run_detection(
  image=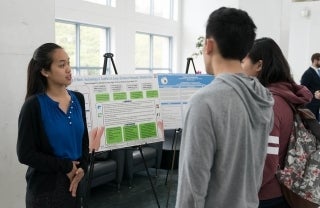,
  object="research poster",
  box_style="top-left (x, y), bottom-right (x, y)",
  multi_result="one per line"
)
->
top-left (69, 74), bottom-right (164, 151)
top-left (157, 74), bottom-right (214, 130)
